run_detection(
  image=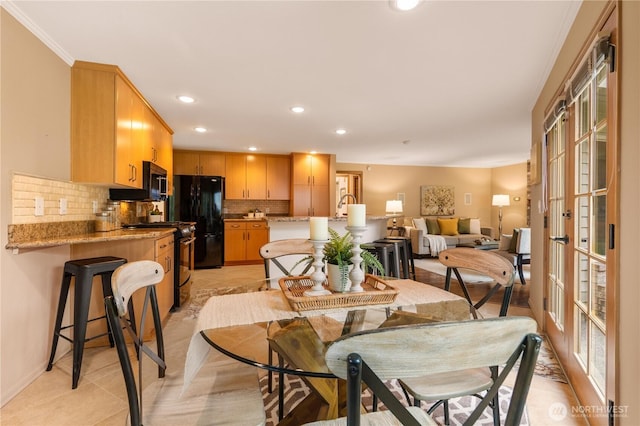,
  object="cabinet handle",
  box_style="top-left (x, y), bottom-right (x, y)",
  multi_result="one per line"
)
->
top-left (308, 176), bottom-right (311, 185)
top-left (243, 232), bottom-right (246, 241)
top-left (312, 176), bottom-right (315, 185)
top-left (132, 165), bottom-right (137, 182)
top-left (200, 165), bottom-right (203, 175)
top-left (159, 243), bottom-right (168, 249)
top-left (267, 189), bottom-right (270, 199)
top-left (247, 232), bottom-right (250, 240)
